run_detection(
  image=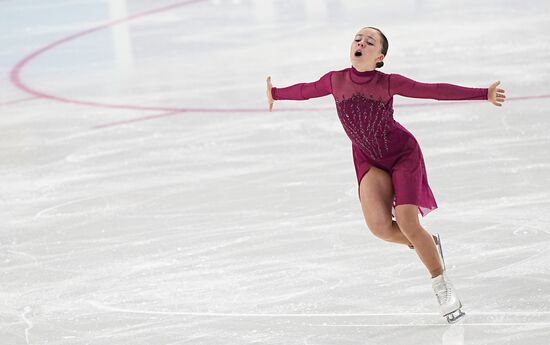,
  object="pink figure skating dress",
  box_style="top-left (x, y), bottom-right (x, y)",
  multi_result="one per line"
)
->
top-left (271, 66), bottom-right (488, 217)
